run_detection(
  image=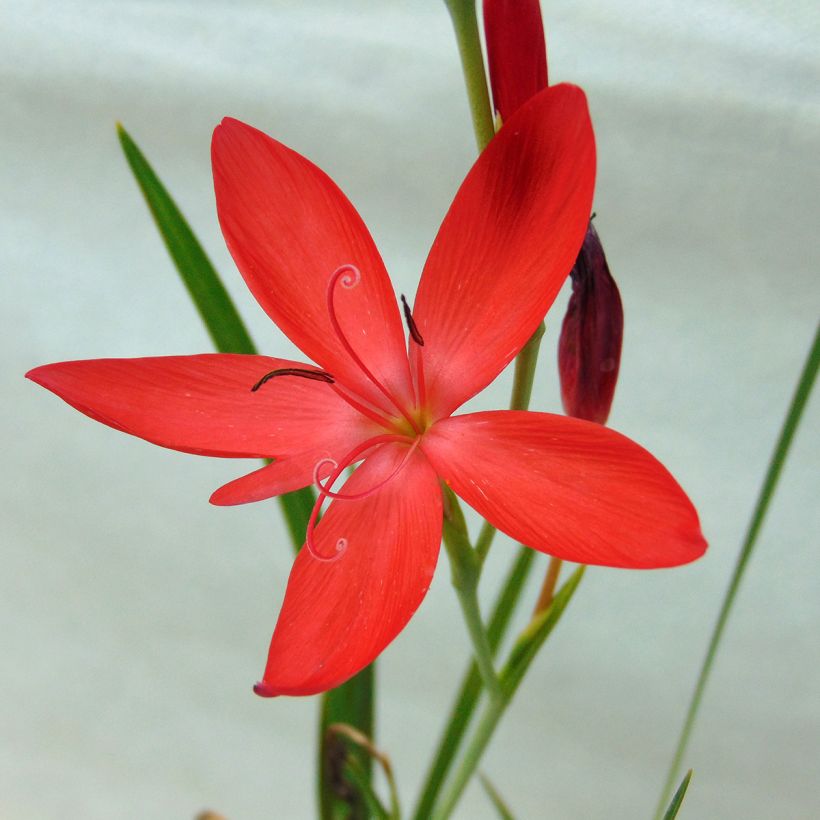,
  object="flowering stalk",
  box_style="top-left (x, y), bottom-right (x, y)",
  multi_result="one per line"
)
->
top-left (430, 566), bottom-right (586, 819)
top-left (444, 0), bottom-right (495, 151)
